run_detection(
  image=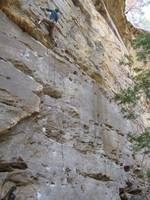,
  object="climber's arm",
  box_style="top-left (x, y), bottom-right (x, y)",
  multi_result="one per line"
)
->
top-left (40, 7), bottom-right (52, 12)
top-left (45, 8), bottom-right (53, 12)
